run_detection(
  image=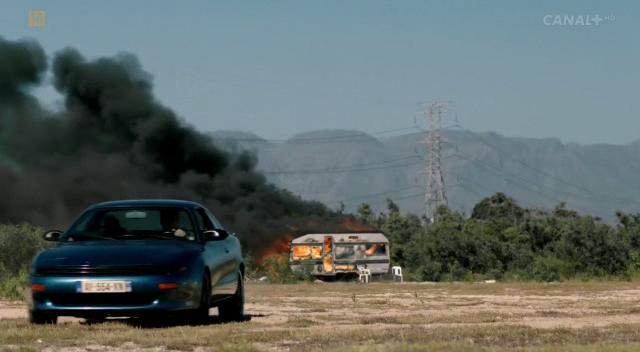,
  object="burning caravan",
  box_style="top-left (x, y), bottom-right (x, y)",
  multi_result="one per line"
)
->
top-left (289, 233), bottom-right (390, 277)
